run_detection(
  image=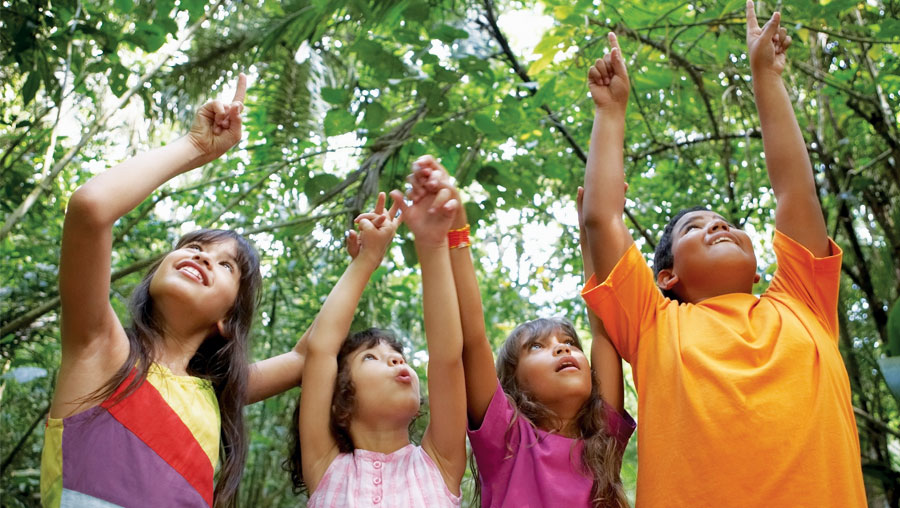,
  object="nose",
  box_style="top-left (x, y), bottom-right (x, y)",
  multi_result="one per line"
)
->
top-left (707, 218), bottom-right (729, 233)
top-left (192, 250), bottom-right (212, 268)
top-left (390, 355), bottom-right (405, 366)
top-left (553, 343), bottom-right (572, 356)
